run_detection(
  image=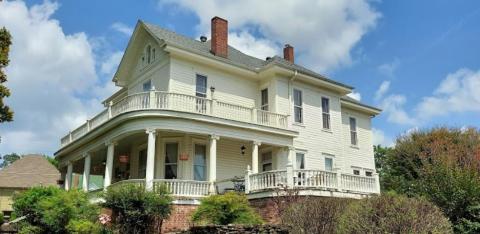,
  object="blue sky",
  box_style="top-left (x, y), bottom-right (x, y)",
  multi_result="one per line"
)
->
top-left (0, 0), bottom-right (479, 156)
